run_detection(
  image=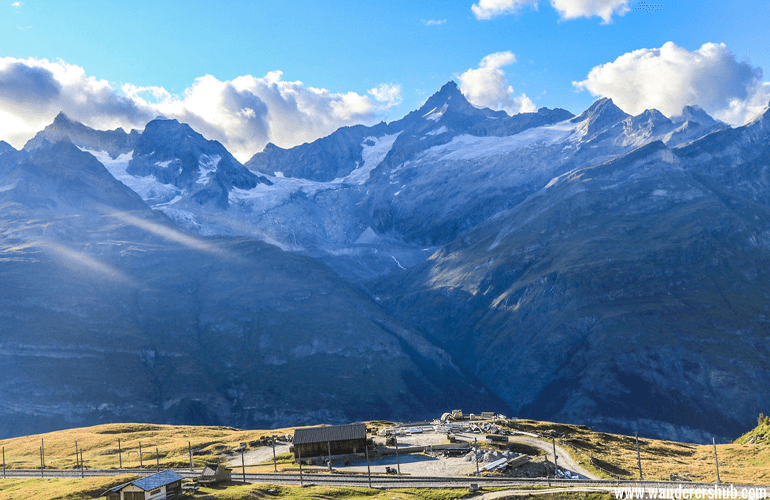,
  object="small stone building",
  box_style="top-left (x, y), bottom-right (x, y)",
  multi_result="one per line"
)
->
top-left (102, 470), bottom-right (183, 500)
top-left (293, 423), bottom-right (367, 460)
